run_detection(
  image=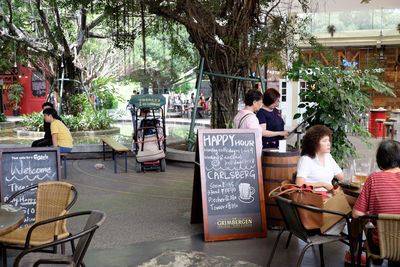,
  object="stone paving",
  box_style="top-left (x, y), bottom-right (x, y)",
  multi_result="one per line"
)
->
top-left (3, 115), bottom-right (399, 266)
